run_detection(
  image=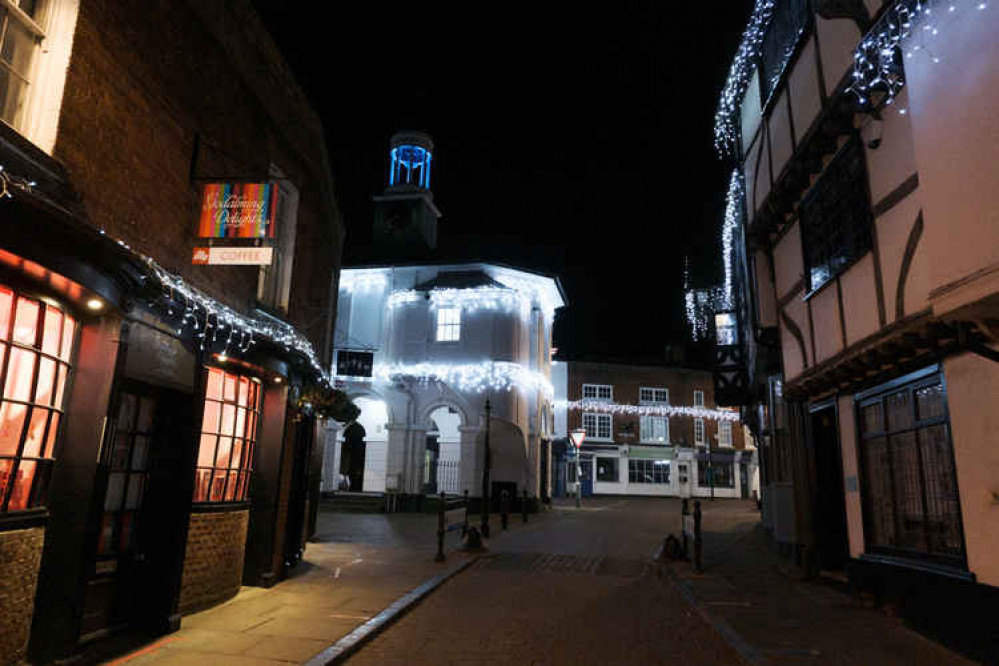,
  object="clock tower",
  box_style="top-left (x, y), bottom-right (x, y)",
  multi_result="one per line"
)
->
top-left (373, 131), bottom-right (441, 257)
